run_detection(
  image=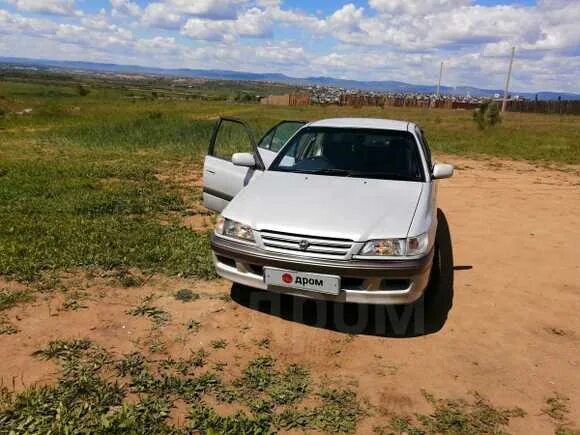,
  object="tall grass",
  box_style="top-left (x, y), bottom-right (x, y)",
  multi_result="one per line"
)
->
top-left (0, 111), bottom-right (220, 281)
top-left (55, 113), bottom-right (215, 155)
top-left (0, 155), bottom-right (215, 280)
